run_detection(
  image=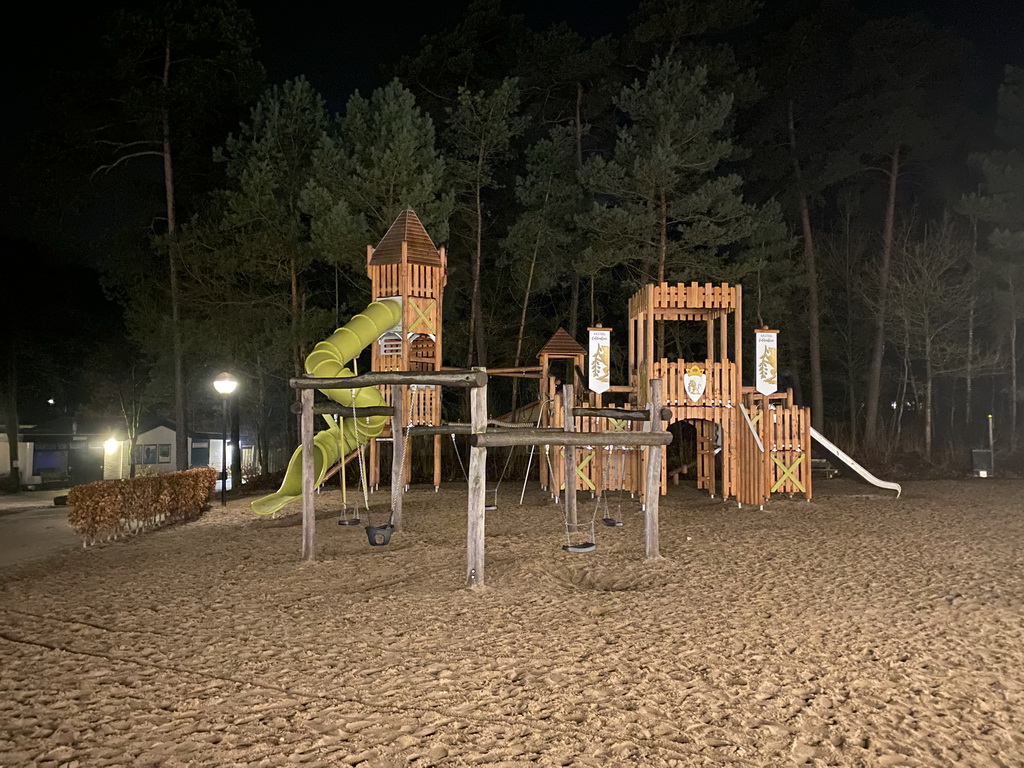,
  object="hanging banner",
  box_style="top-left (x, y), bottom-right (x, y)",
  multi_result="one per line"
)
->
top-left (588, 327), bottom-right (611, 394)
top-left (755, 329), bottom-right (779, 396)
